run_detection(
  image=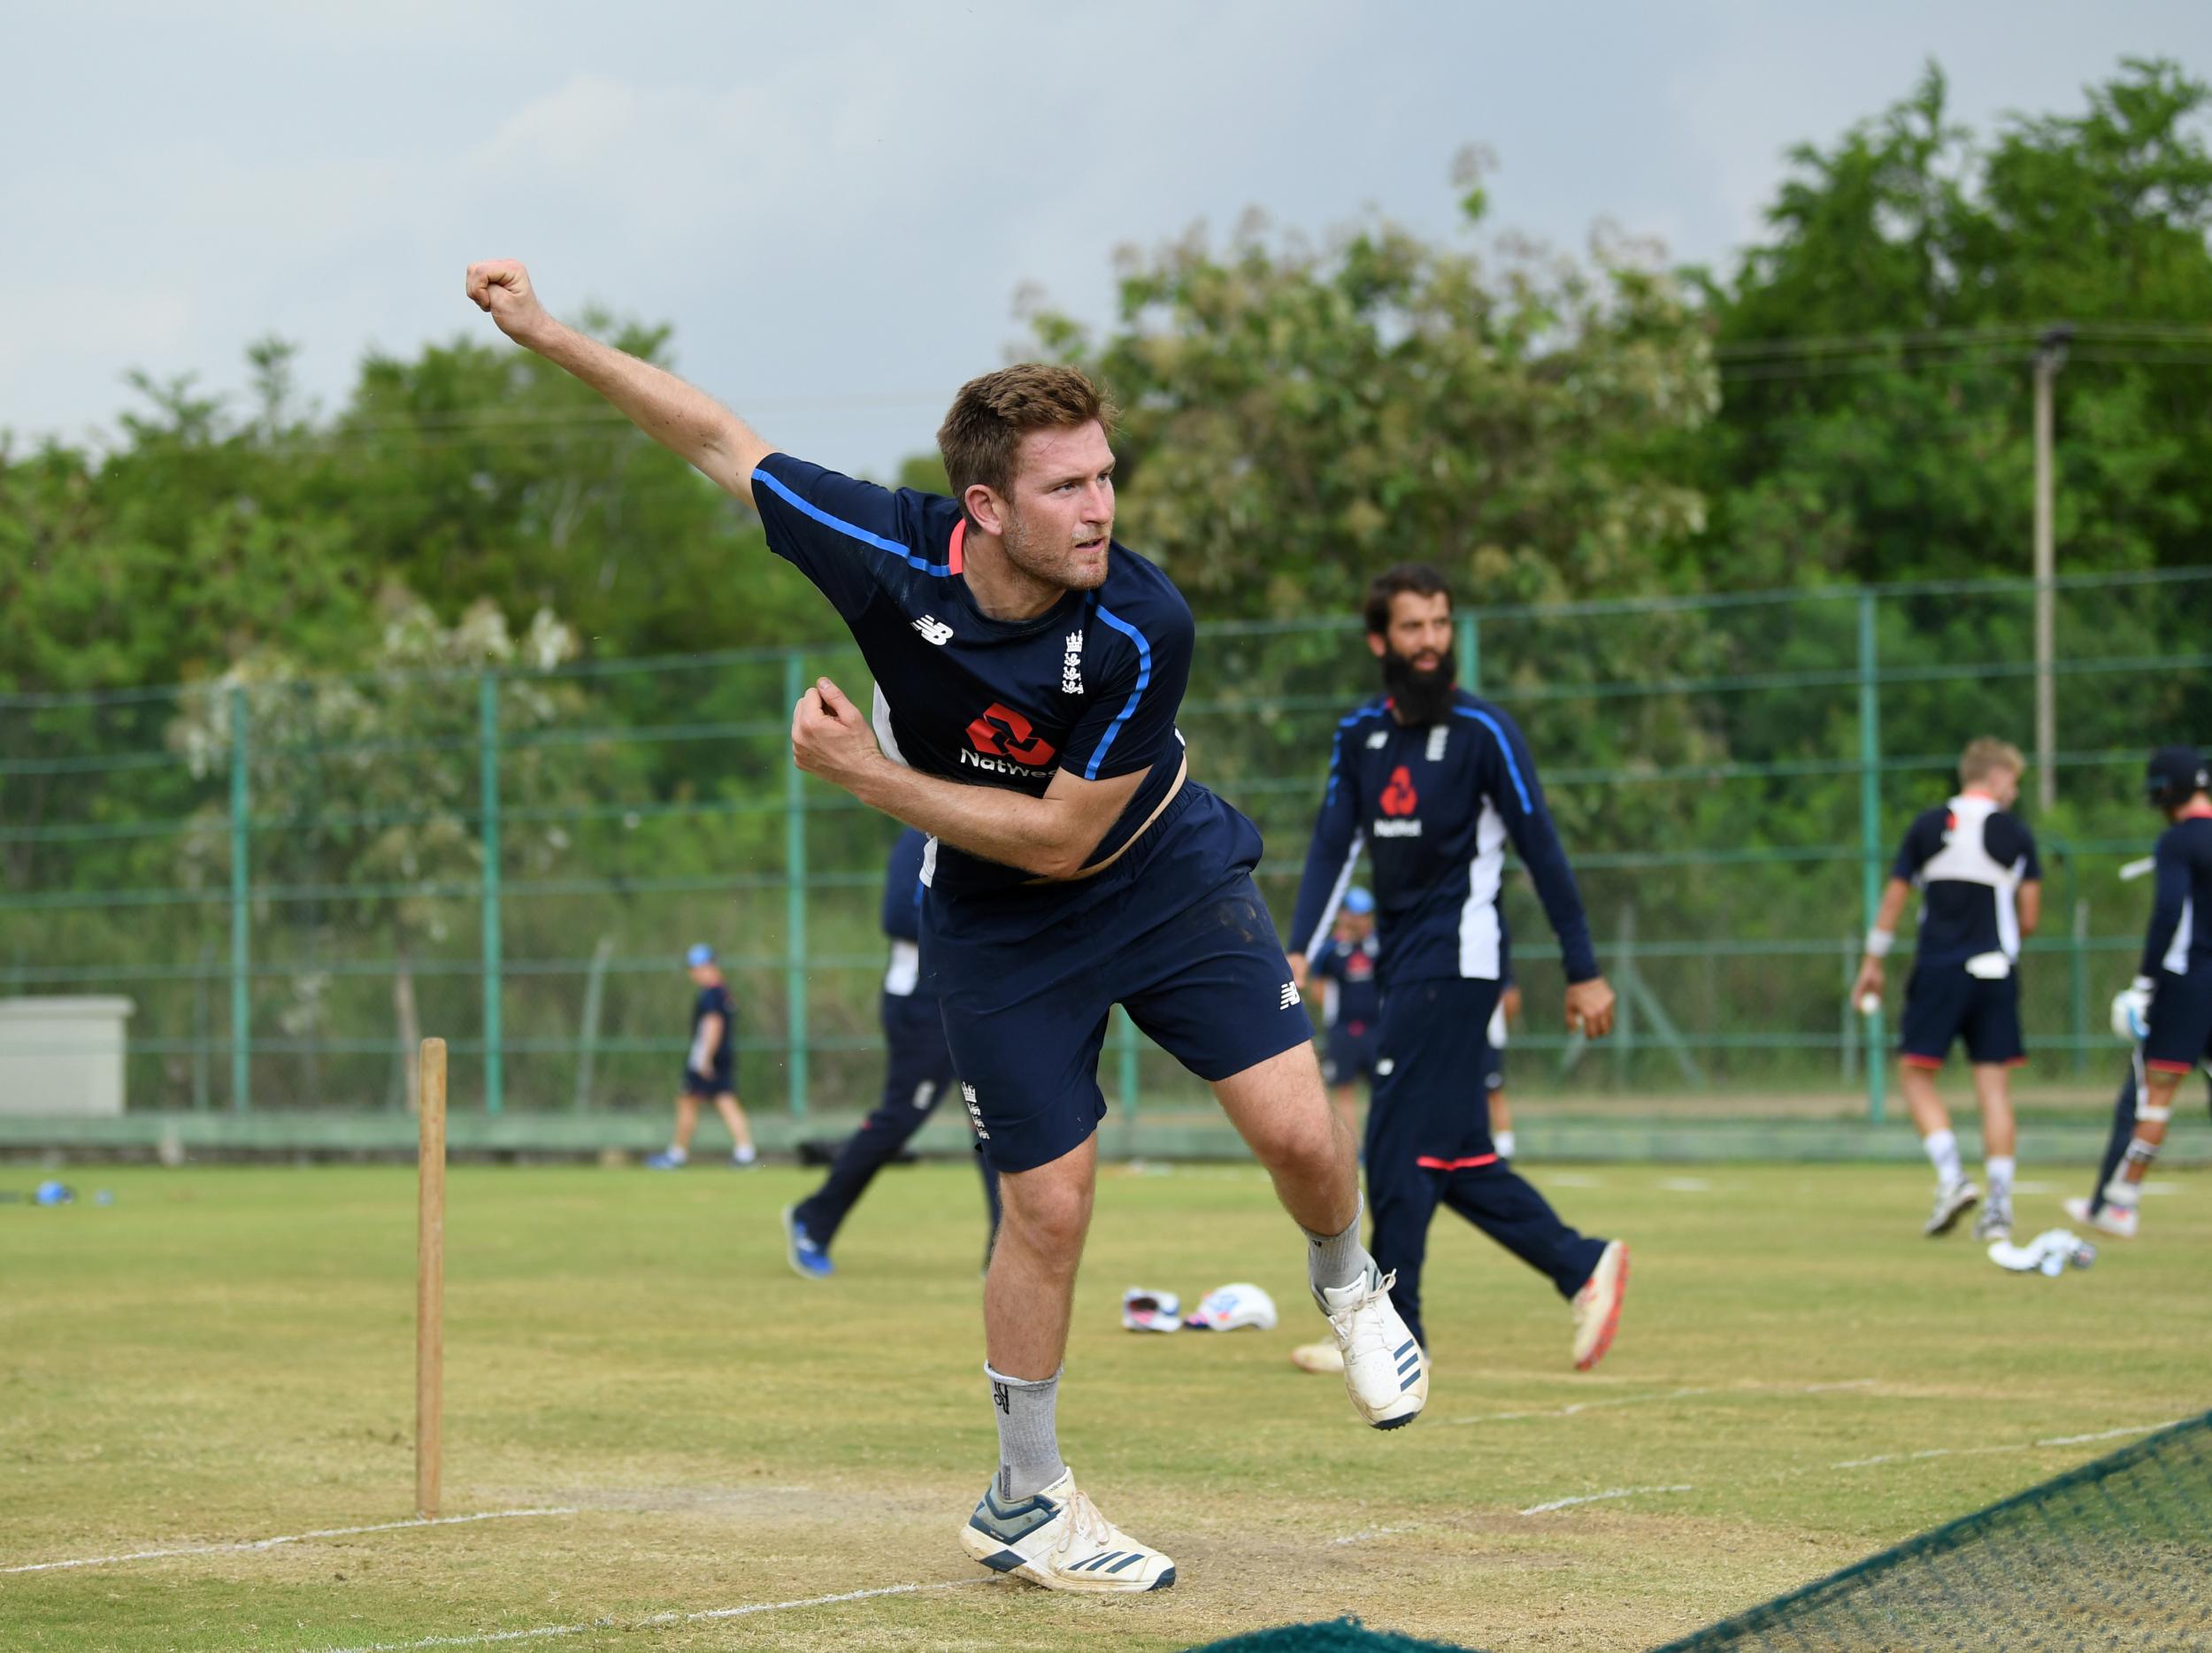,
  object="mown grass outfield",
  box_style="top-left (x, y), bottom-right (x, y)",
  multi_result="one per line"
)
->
top-left (4, 1157), bottom-right (2206, 1652)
